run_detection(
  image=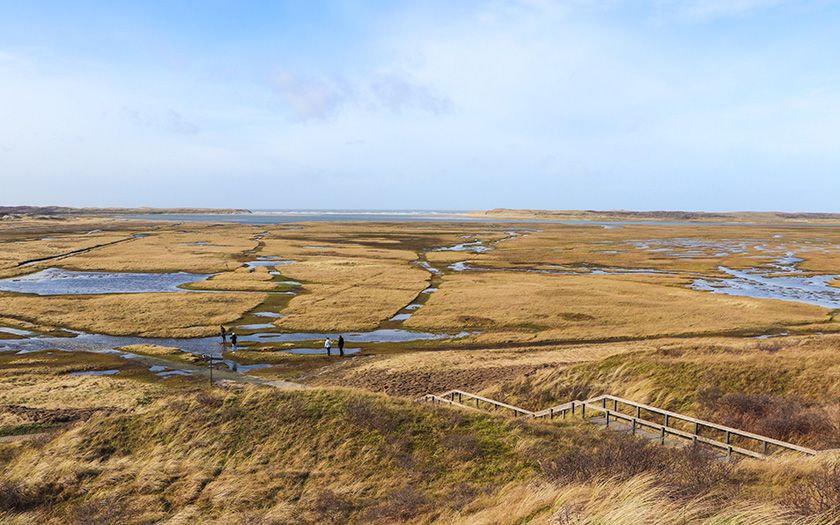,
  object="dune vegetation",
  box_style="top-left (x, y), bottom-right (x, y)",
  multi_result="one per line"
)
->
top-left (0, 385), bottom-right (838, 524)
